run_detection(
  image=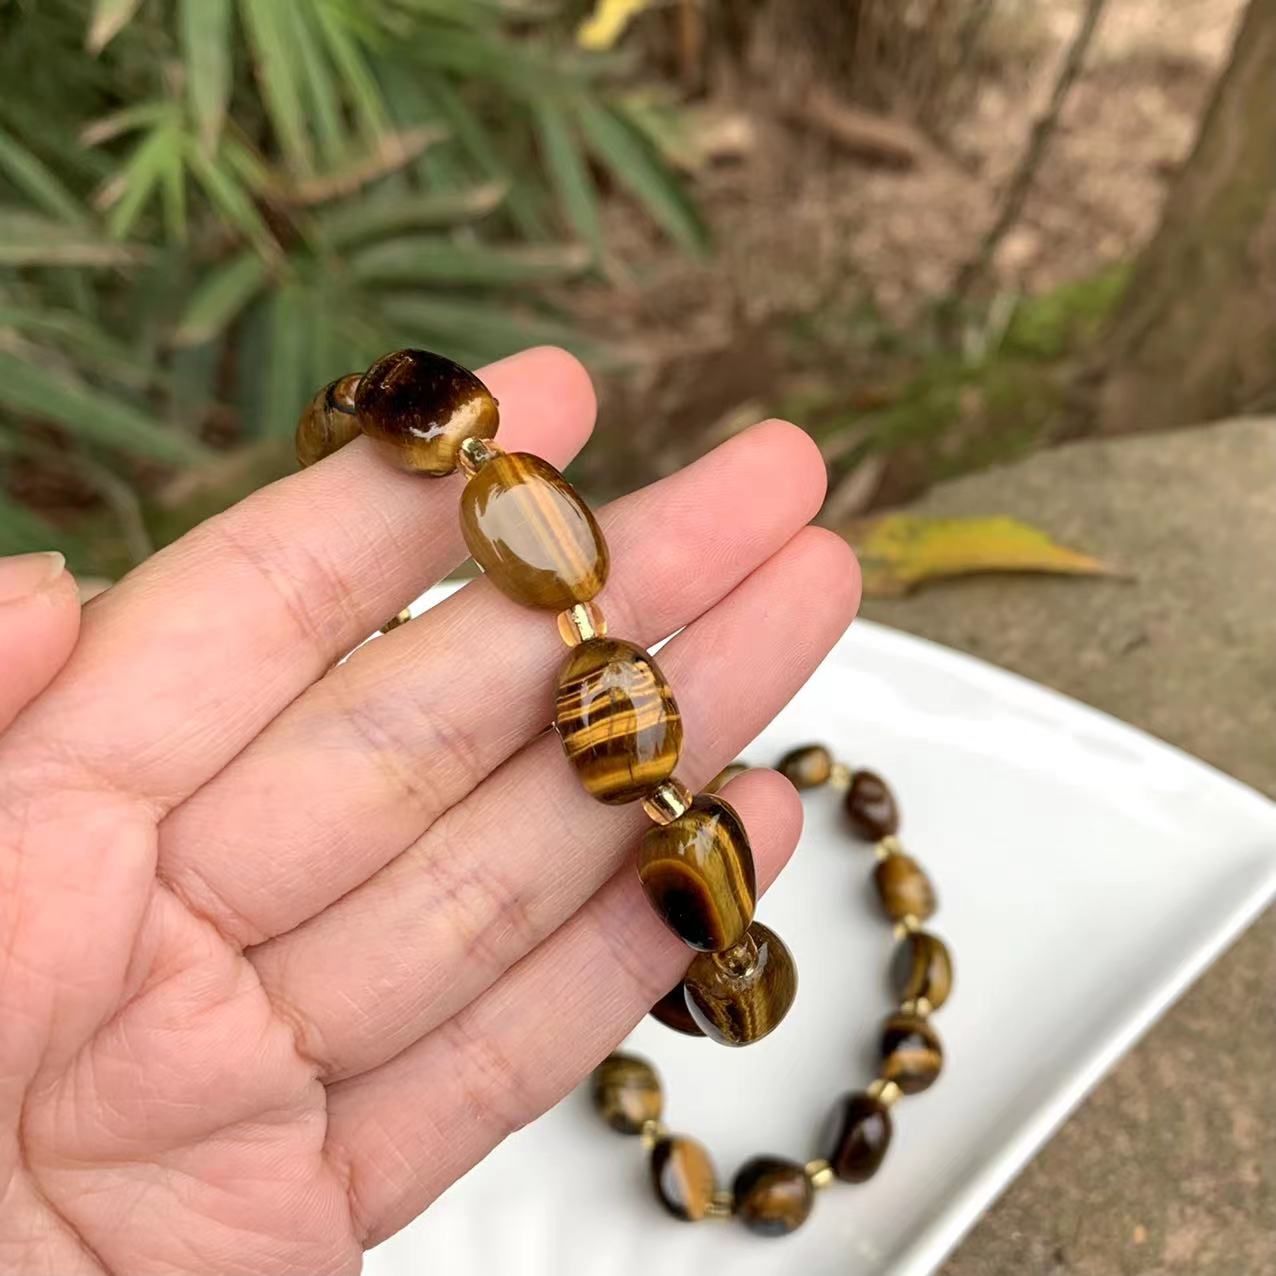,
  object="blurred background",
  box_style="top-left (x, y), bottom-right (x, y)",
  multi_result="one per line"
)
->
top-left (0, 0), bottom-right (1270, 580)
